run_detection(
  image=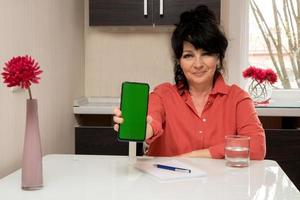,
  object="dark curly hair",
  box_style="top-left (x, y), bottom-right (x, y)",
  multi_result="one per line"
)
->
top-left (171, 5), bottom-right (228, 92)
